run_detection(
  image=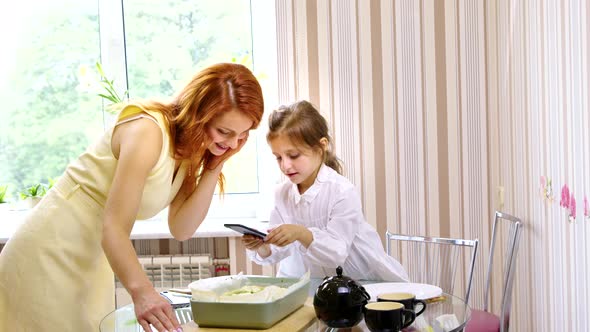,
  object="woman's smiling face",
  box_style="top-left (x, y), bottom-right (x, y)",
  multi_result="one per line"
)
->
top-left (206, 109), bottom-right (253, 156)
